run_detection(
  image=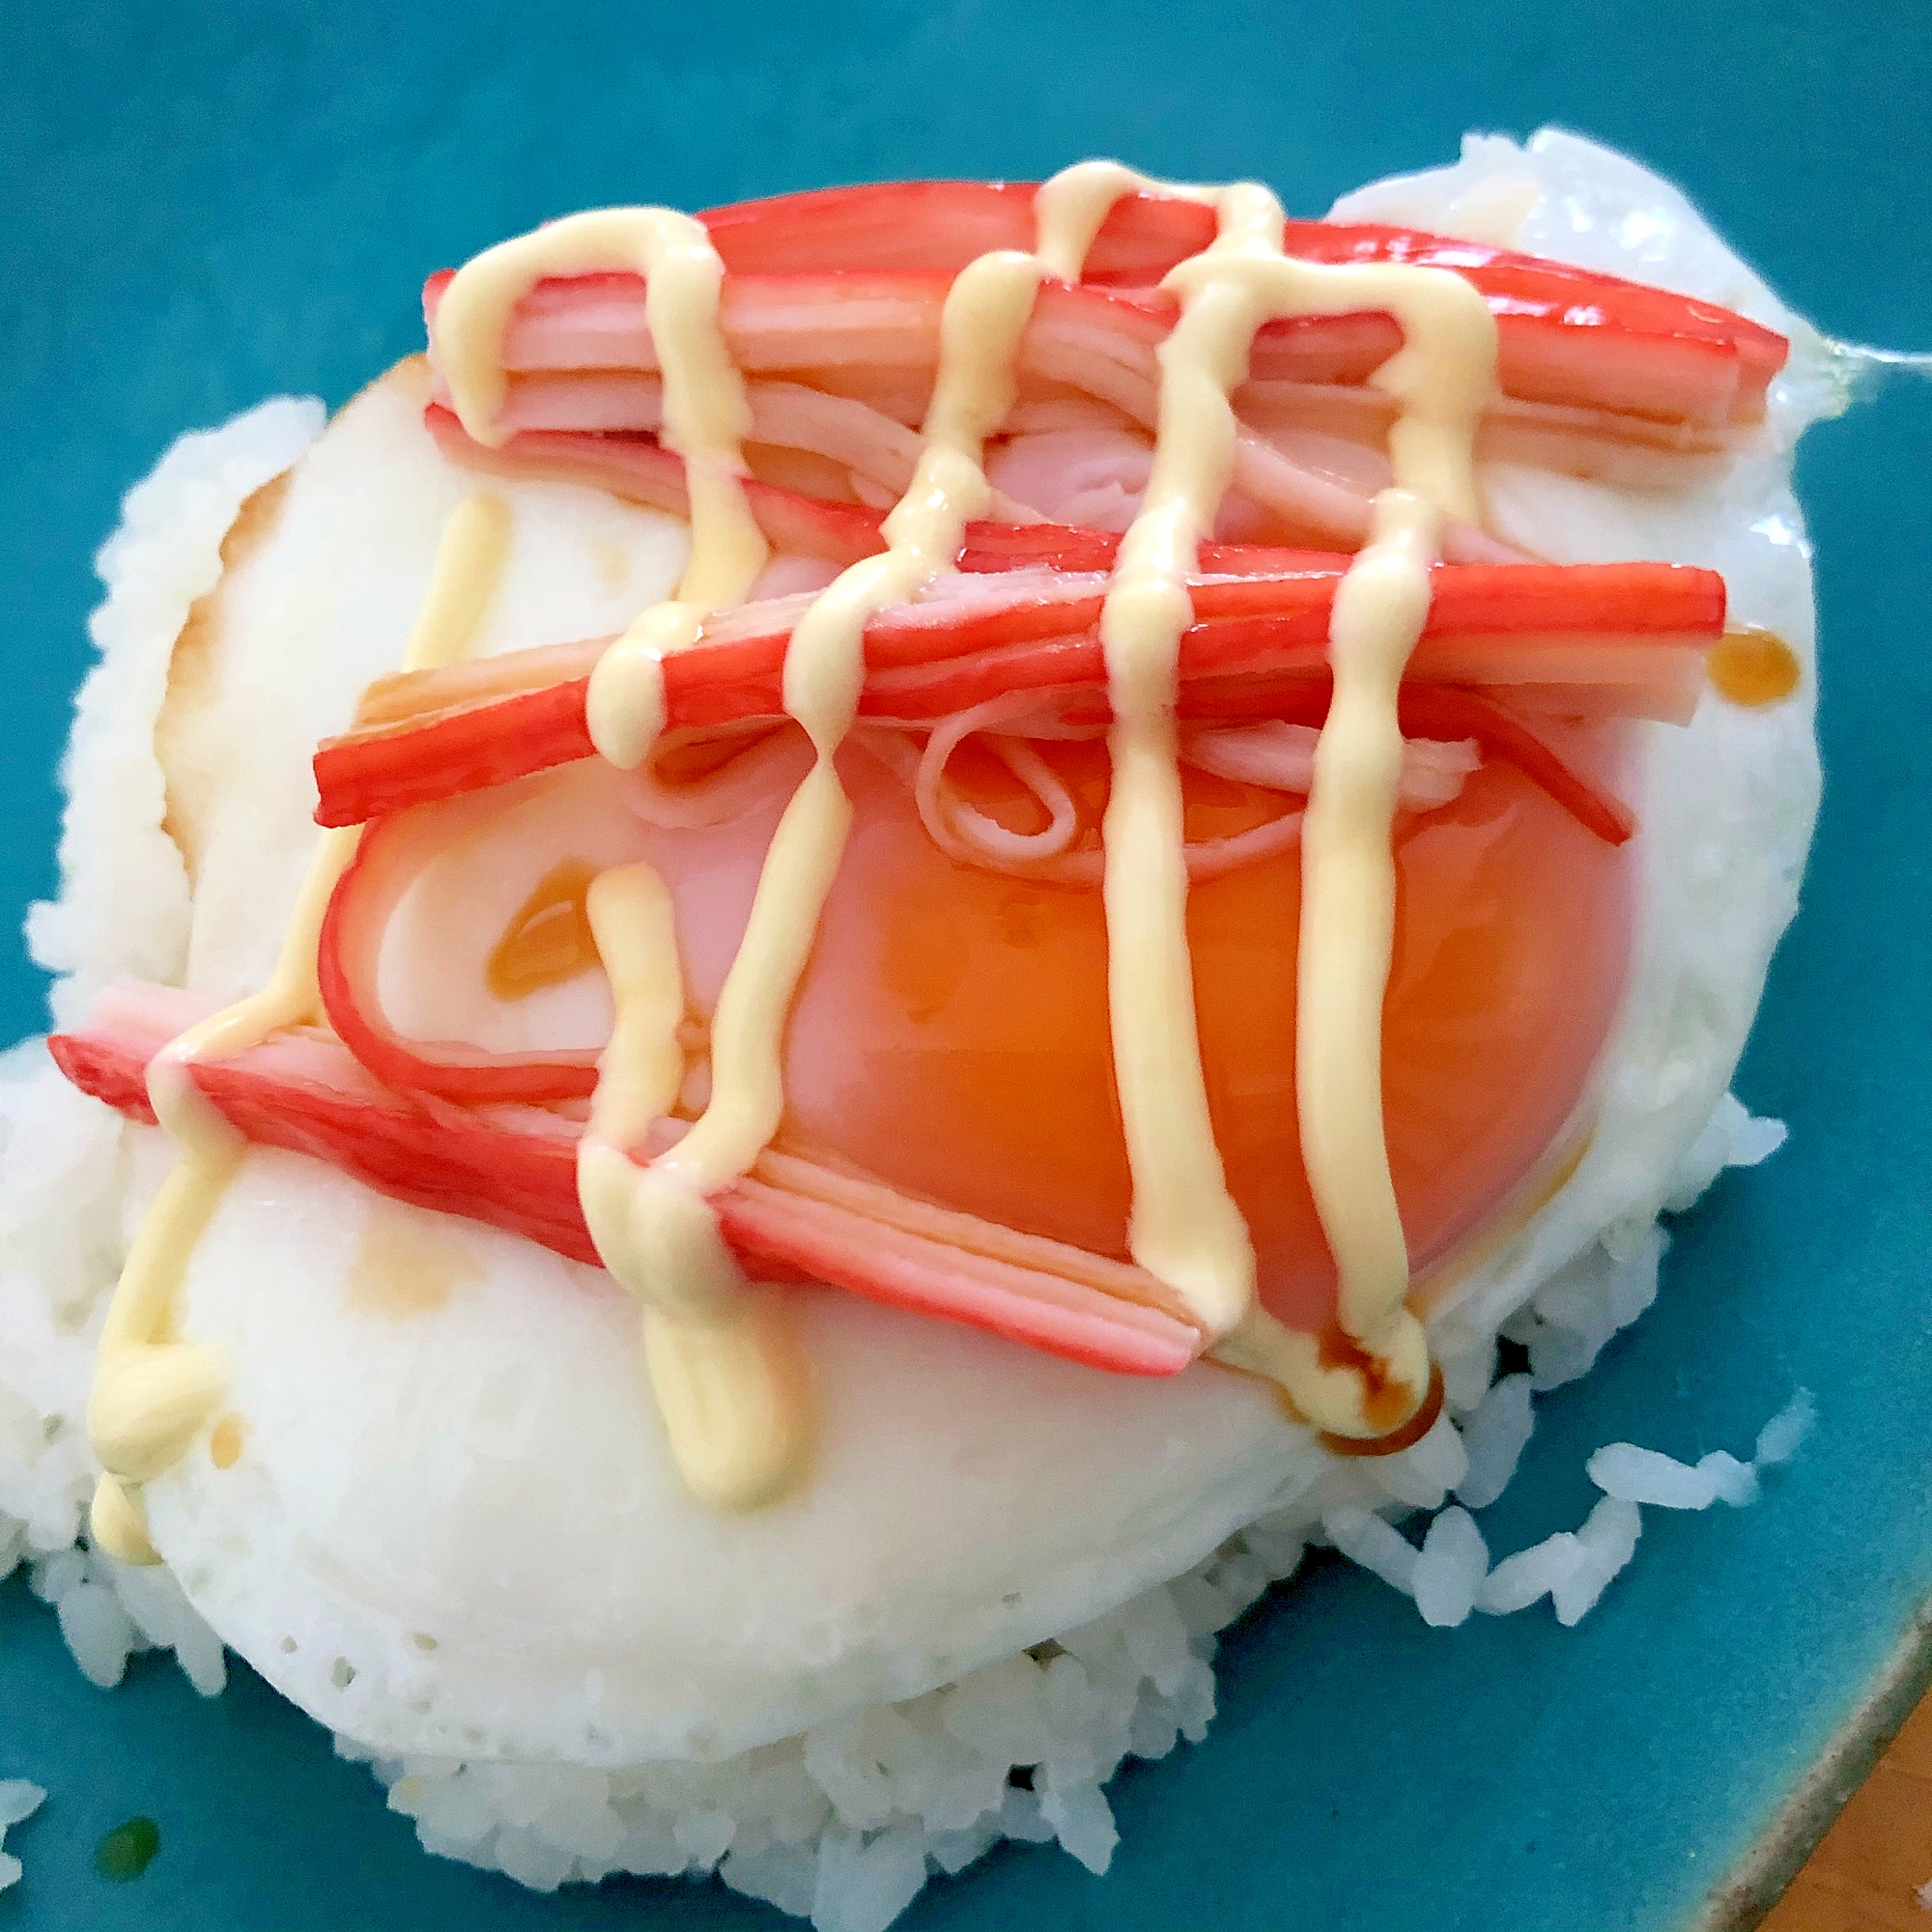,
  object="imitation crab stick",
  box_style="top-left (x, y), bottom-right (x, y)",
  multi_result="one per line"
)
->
top-left (312, 550), bottom-right (1719, 828)
top-left (422, 309), bottom-right (1720, 554)
top-left (50, 982), bottom-right (1201, 1378)
top-left (416, 401), bottom-right (1427, 571)
top-left (428, 182), bottom-right (1787, 430)
top-left (310, 709), bottom-right (1639, 1111)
